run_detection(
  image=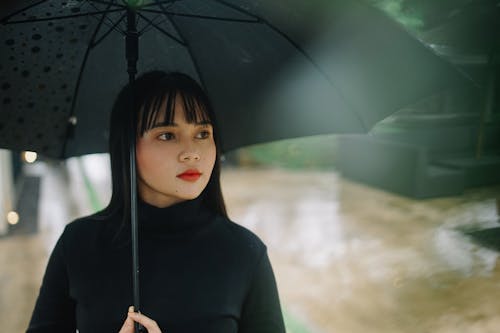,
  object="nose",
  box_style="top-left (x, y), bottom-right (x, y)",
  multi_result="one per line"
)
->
top-left (178, 149), bottom-right (200, 162)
